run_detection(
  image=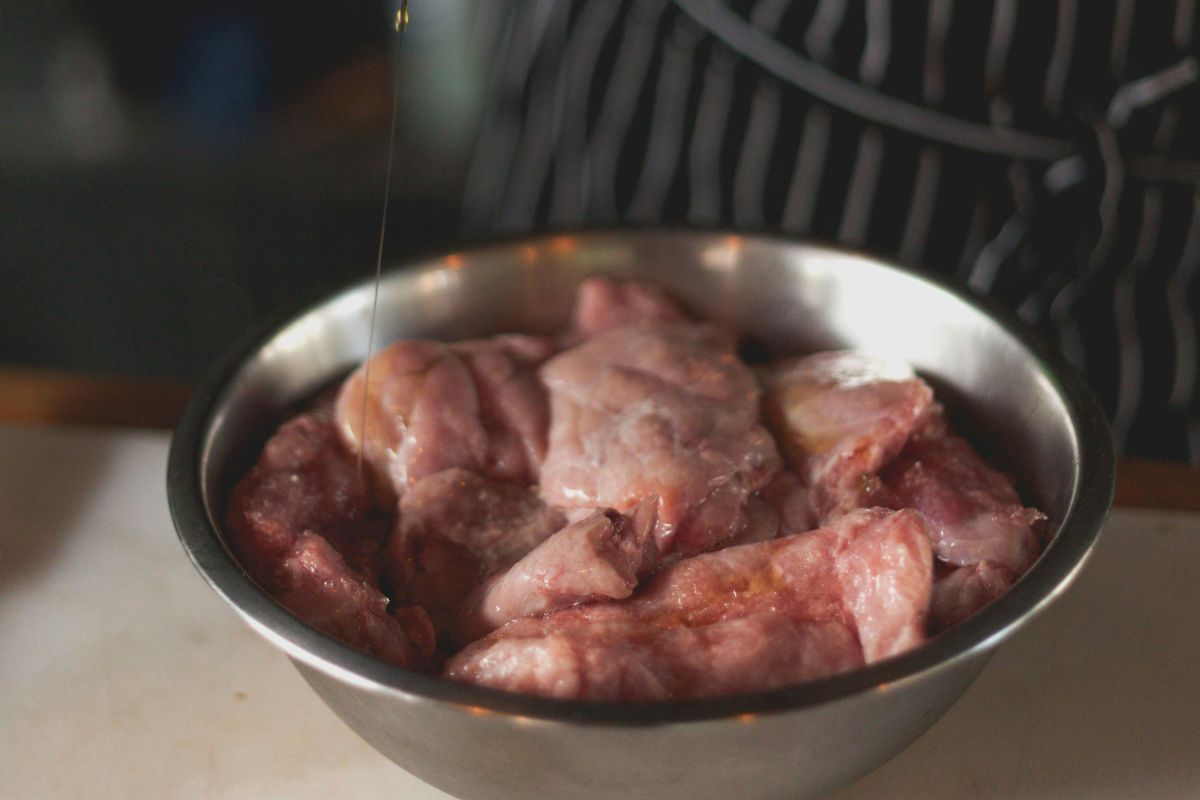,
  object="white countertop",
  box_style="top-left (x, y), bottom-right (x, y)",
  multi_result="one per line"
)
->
top-left (1, 424), bottom-right (1197, 799)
